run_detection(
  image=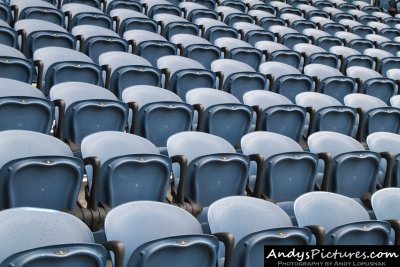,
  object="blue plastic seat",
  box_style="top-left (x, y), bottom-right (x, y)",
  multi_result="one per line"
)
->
top-left (367, 132), bottom-right (400, 188)
top-left (379, 41), bottom-right (400, 57)
top-left (14, 19), bottom-right (76, 58)
top-left (122, 85), bottom-right (193, 153)
top-left (0, 2), bottom-right (12, 25)
top-left (153, 13), bottom-right (199, 40)
top-left (232, 21), bottom-right (275, 46)
top-left (11, 0), bottom-right (64, 26)
top-left (255, 40), bottom-right (302, 69)
top-left (303, 63), bottom-right (356, 103)
top-left (208, 196), bottom-right (312, 267)
top-left (294, 191), bottom-right (392, 245)
top-left (296, 92), bottom-right (357, 137)
top-left (167, 131), bottom-right (250, 229)
top-left (344, 93), bottom-right (400, 142)
top-left (294, 43), bottom-right (339, 69)
top-left (143, 0), bottom-right (181, 18)
top-left (0, 19), bottom-right (17, 47)
top-left (195, 17), bottom-right (239, 43)
top-left (49, 82), bottom-right (129, 155)
top-left (0, 207), bottom-right (121, 267)
top-left (170, 34), bottom-right (221, 69)
top-left (372, 188), bottom-right (400, 226)
top-left (110, 9), bottom-right (156, 35)
top-left (0, 44), bottom-right (35, 83)
top-left (105, 201), bottom-right (225, 267)
top-left (241, 132), bottom-right (318, 218)
top-left (259, 61), bottom-right (314, 103)
top-left (0, 130), bottom-right (84, 210)
top-left (33, 47), bottom-right (103, 96)
top-left (243, 90), bottom-right (307, 142)
top-left (157, 55), bottom-right (216, 99)
top-left (0, 78), bottom-right (54, 133)
top-left (72, 25), bottom-right (128, 63)
top-left (59, 0), bottom-right (104, 10)
top-left (211, 59), bottom-right (268, 100)
top-left (308, 131), bottom-right (383, 202)
top-left (123, 30), bottom-right (177, 67)
top-left (346, 66), bottom-right (397, 104)
top-left (99, 51), bottom-right (162, 98)
top-left (186, 88), bottom-right (252, 148)
top-left (216, 5), bottom-right (253, 26)
top-left (329, 45), bottom-right (375, 73)
top-left (269, 25), bottom-right (309, 49)
top-left (213, 37), bottom-right (263, 70)
top-left (180, 1), bottom-right (218, 22)
top-left (62, 3), bottom-right (112, 31)
top-left (81, 131), bottom-right (171, 209)
top-left (106, 0), bottom-right (143, 14)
